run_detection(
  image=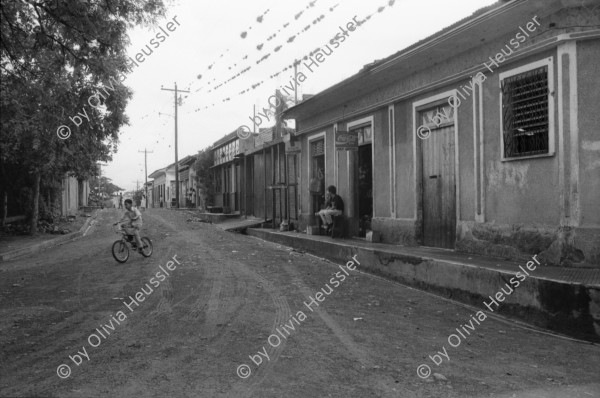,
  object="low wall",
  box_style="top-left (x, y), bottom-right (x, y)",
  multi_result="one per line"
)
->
top-left (371, 217), bottom-right (418, 246)
top-left (457, 221), bottom-right (600, 268)
top-left (0, 212), bottom-right (96, 262)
